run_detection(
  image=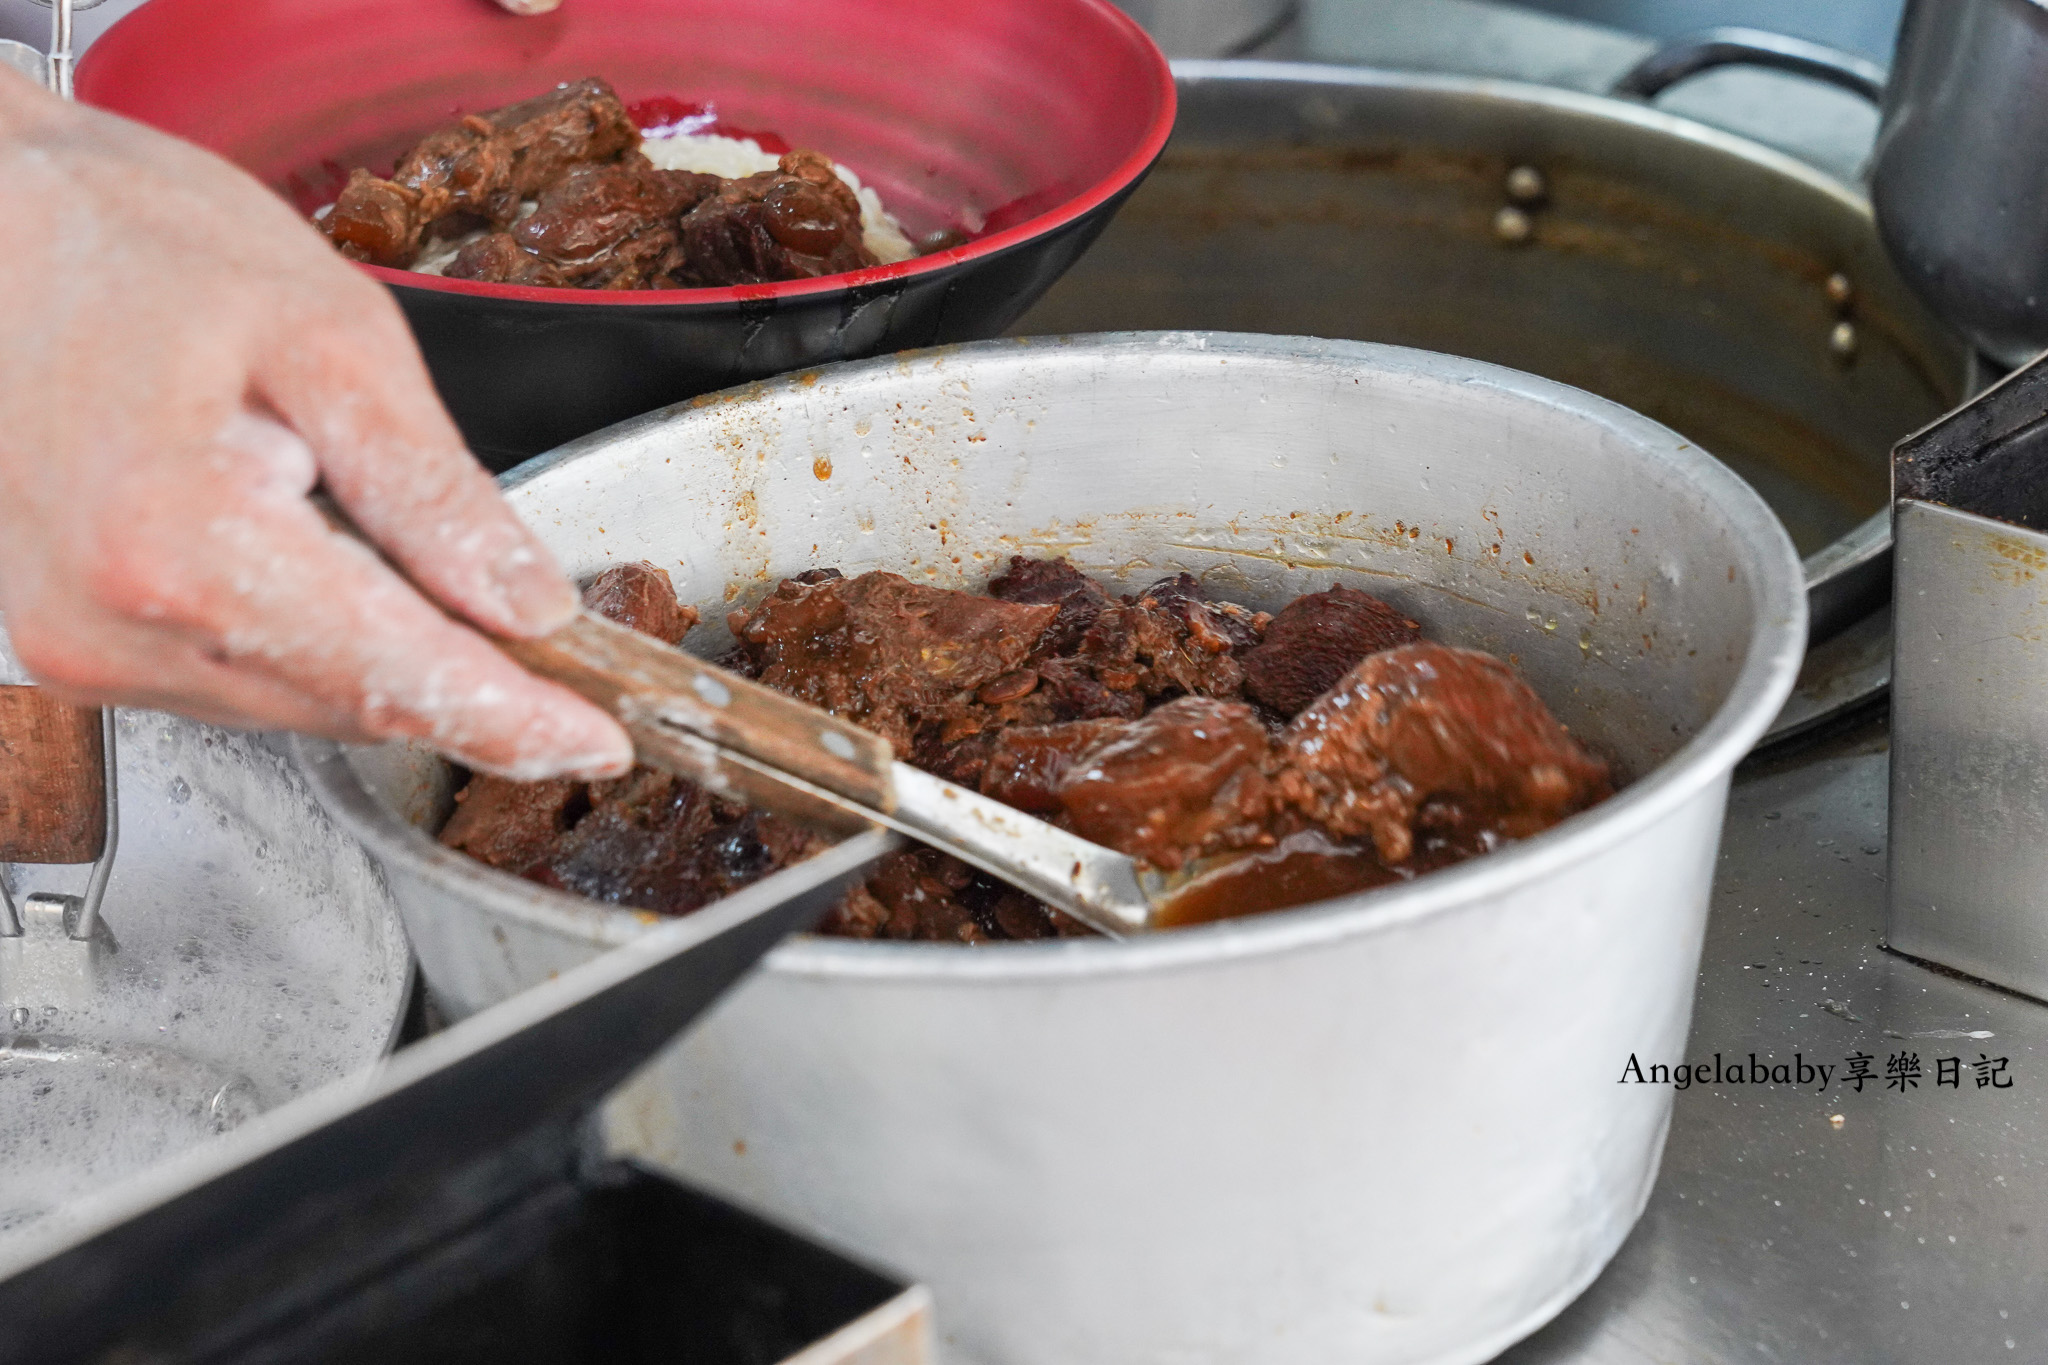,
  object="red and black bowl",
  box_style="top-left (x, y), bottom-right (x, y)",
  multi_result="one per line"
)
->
top-left (78, 0), bottom-right (1174, 469)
